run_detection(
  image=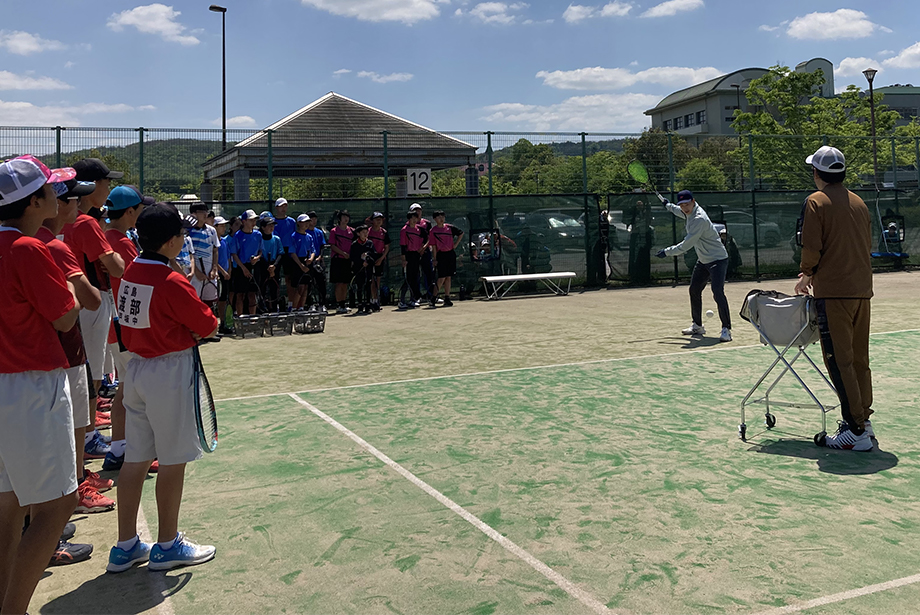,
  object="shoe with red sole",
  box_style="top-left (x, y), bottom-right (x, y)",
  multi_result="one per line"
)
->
top-left (95, 414), bottom-right (112, 429)
top-left (83, 468), bottom-right (113, 492)
top-left (148, 459), bottom-right (159, 473)
top-left (74, 482), bottom-right (115, 513)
